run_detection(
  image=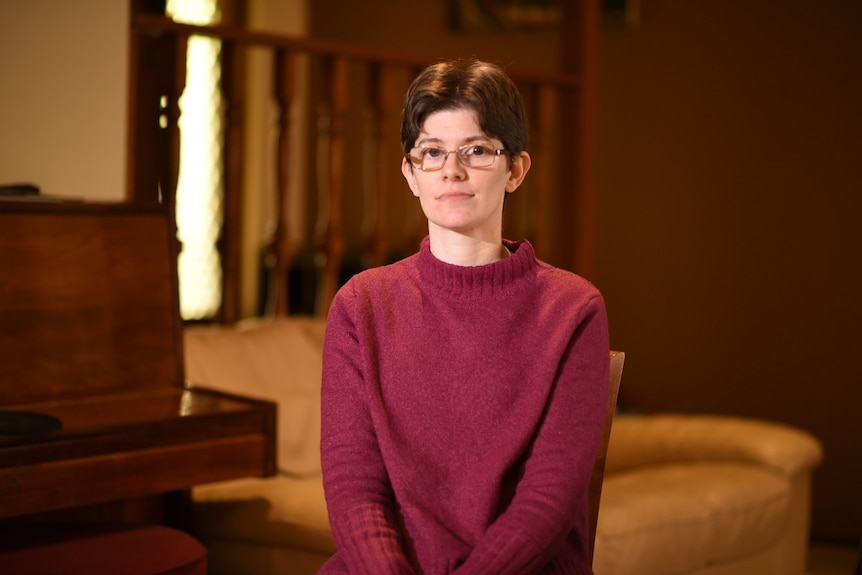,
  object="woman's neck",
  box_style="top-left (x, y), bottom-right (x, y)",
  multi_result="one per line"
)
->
top-left (428, 230), bottom-right (508, 266)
